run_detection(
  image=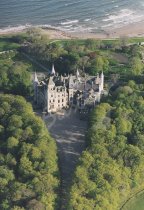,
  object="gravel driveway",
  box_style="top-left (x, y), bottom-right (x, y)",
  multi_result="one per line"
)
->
top-left (44, 108), bottom-right (87, 209)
